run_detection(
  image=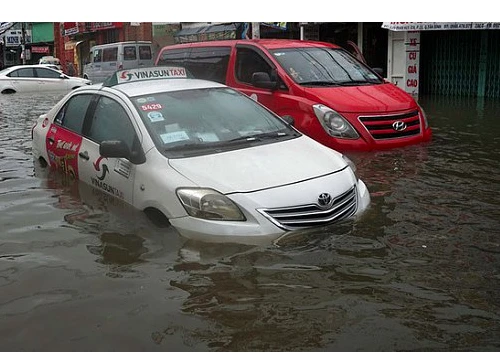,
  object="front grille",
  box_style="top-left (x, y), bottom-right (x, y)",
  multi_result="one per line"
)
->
top-left (359, 110), bottom-right (421, 140)
top-left (258, 186), bottom-right (357, 230)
